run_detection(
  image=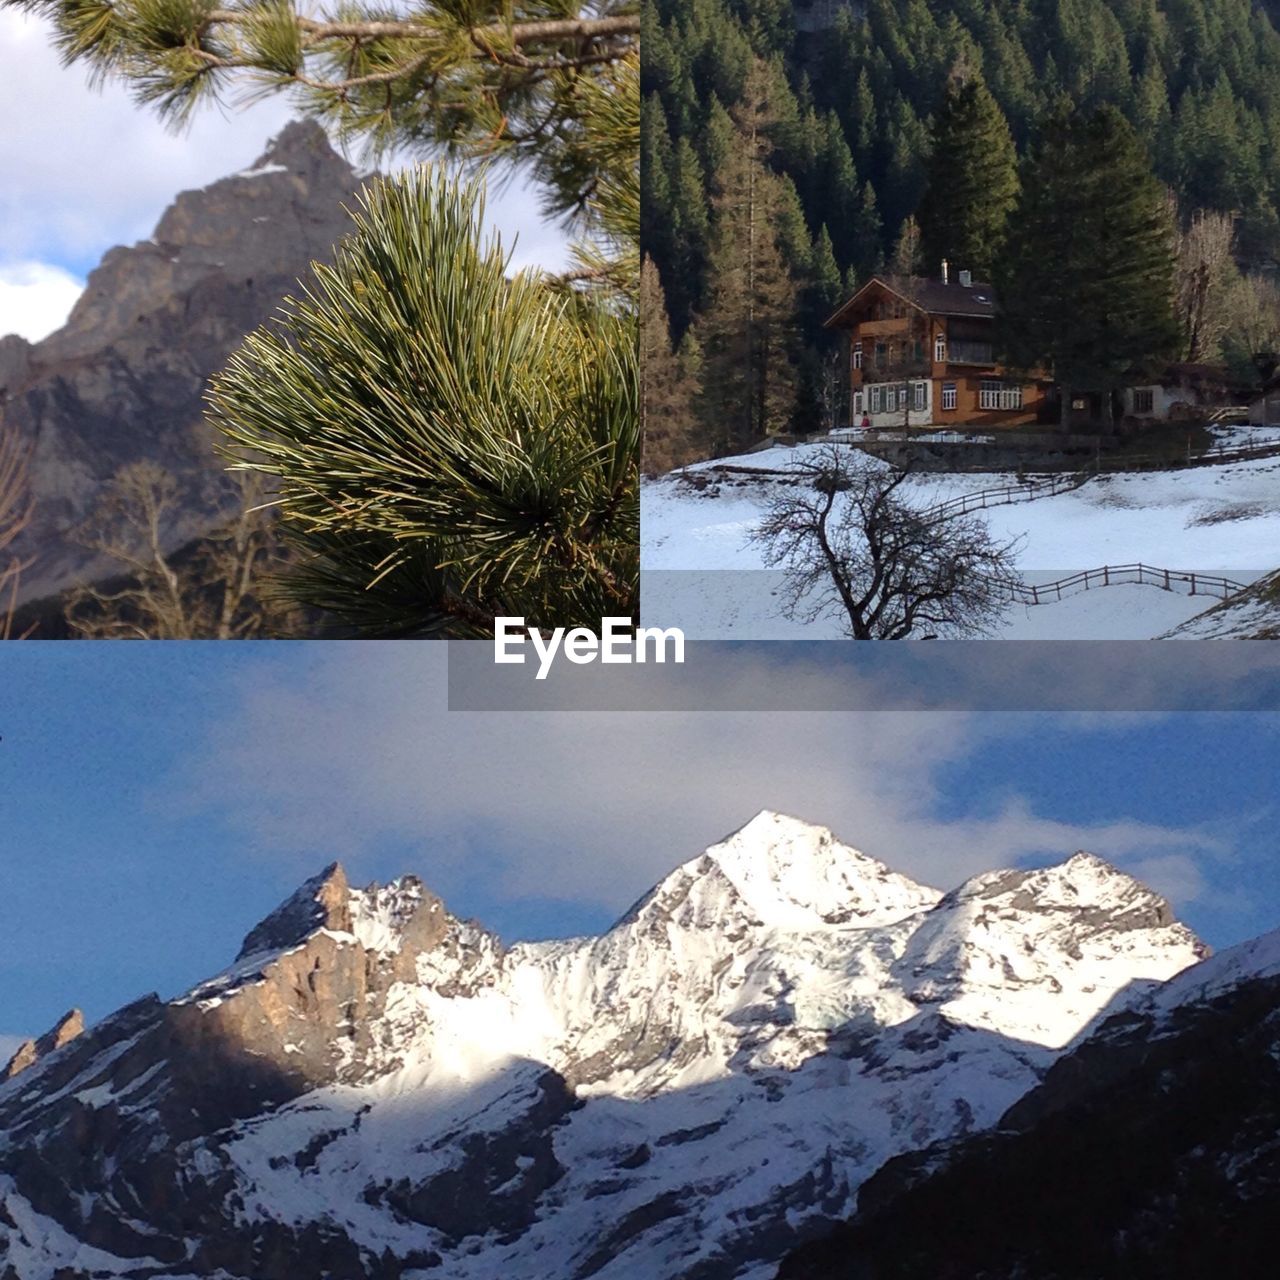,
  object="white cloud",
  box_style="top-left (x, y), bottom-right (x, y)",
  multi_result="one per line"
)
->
top-left (165, 648), bottom-right (1235, 923)
top-left (0, 261), bottom-right (84, 341)
top-left (0, 12), bottom-right (570, 296)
